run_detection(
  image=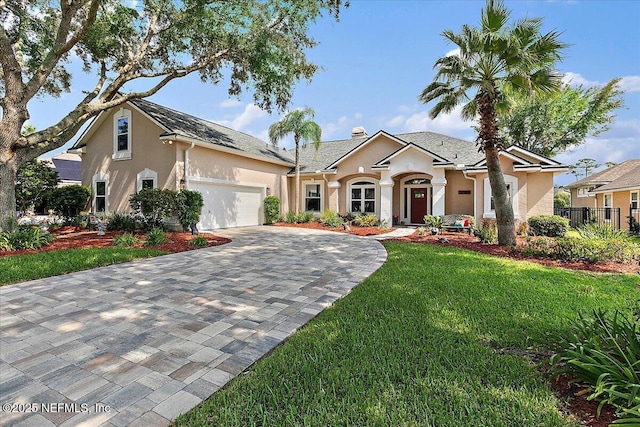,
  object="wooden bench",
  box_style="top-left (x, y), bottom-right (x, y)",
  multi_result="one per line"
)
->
top-left (440, 214), bottom-right (473, 235)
